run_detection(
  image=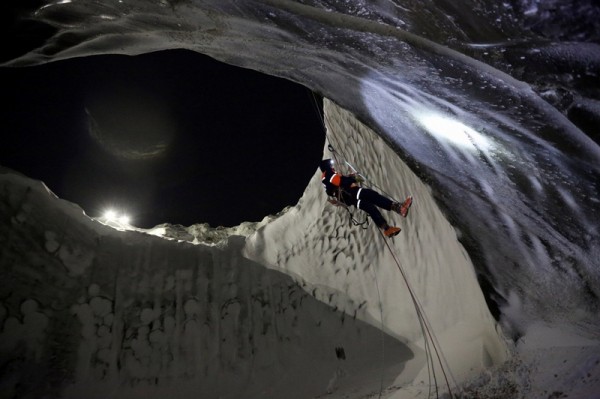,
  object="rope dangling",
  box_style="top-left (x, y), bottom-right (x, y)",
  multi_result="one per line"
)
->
top-left (326, 188), bottom-right (370, 229)
top-left (377, 230), bottom-right (459, 399)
